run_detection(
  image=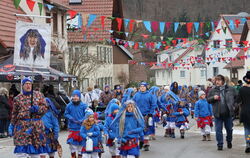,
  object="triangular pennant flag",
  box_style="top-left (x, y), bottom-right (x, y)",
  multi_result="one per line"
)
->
top-left (116, 18), bottom-right (123, 31)
top-left (205, 32), bottom-right (210, 37)
top-left (125, 32), bottom-right (129, 37)
top-left (46, 4), bottom-right (54, 11)
top-left (151, 21), bottom-right (159, 32)
top-left (26, 0), bottom-right (36, 12)
top-left (109, 30), bottom-right (114, 33)
top-left (124, 19), bottom-right (130, 28)
top-left (38, 2), bottom-right (43, 15)
top-left (159, 22), bottom-right (165, 34)
top-left (14, 0), bottom-right (21, 9)
top-left (87, 14), bottom-right (97, 27)
top-left (216, 29), bottom-right (221, 34)
top-left (211, 21), bottom-right (215, 31)
top-left (241, 18), bottom-right (247, 24)
top-left (143, 21), bottom-right (152, 32)
top-left (235, 19), bottom-right (240, 28)
top-left (200, 22), bottom-right (204, 33)
top-left (194, 22), bottom-right (199, 32)
top-left (78, 14), bottom-right (83, 28)
top-left (166, 22), bottom-right (171, 32)
top-left (186, 22), bottom-right (193, 34)
top-left (222, 27), bottom-right (227, 34)
top-left (167, 37), bottom-right (173, 41)
top-left (160, 36), bottom-right (164, 40)
top-left (129, 19), bottom-right (135, 32)
top-left (206, 21), bottom-right (211, 29)
top-left (100, 16), bottom-right (106, 30)
top-left (174, 22), bottom-right (179, 32)
top-left (68, 10), bottom-right (77, 19)
top-left (229, 20), bottom-right (235, 30)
